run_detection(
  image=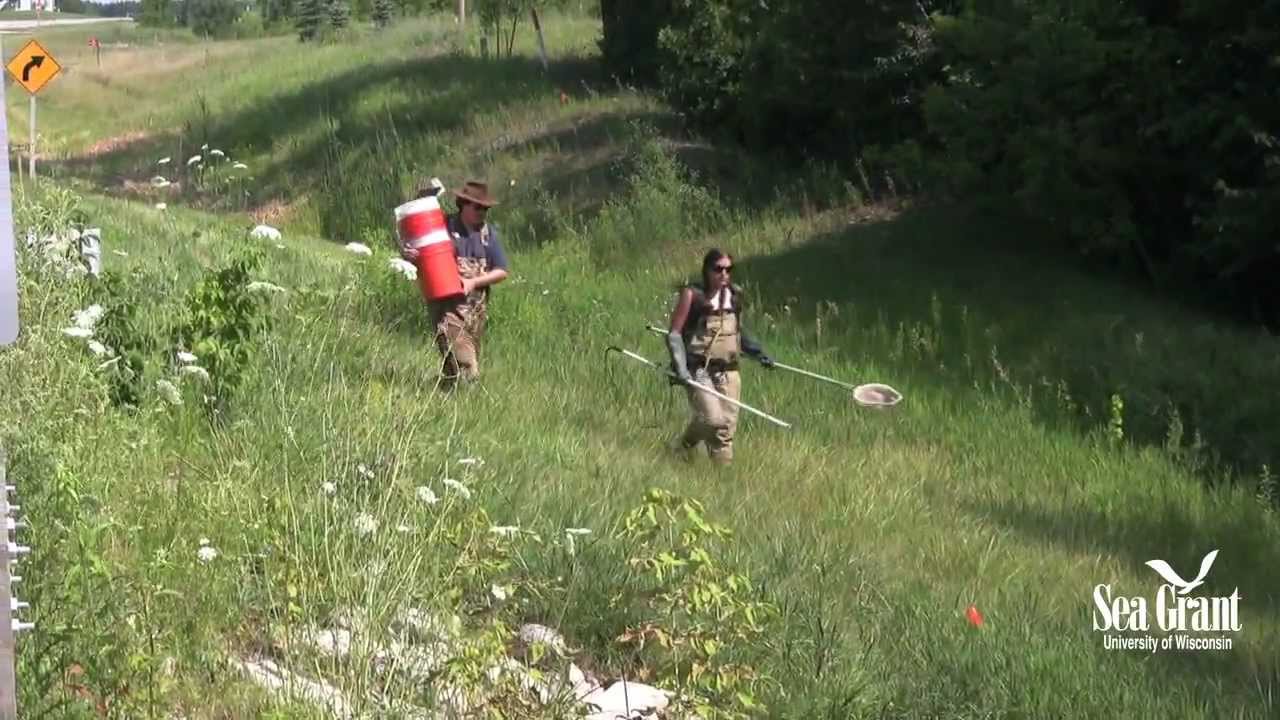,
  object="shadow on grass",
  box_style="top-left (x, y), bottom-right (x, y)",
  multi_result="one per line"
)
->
top-left (956, 491), bottom-right (1279, 699)
top-left (731, 202), bottom-right (1280, 485)
top-left (47, 52), bottom-right (604, 216)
